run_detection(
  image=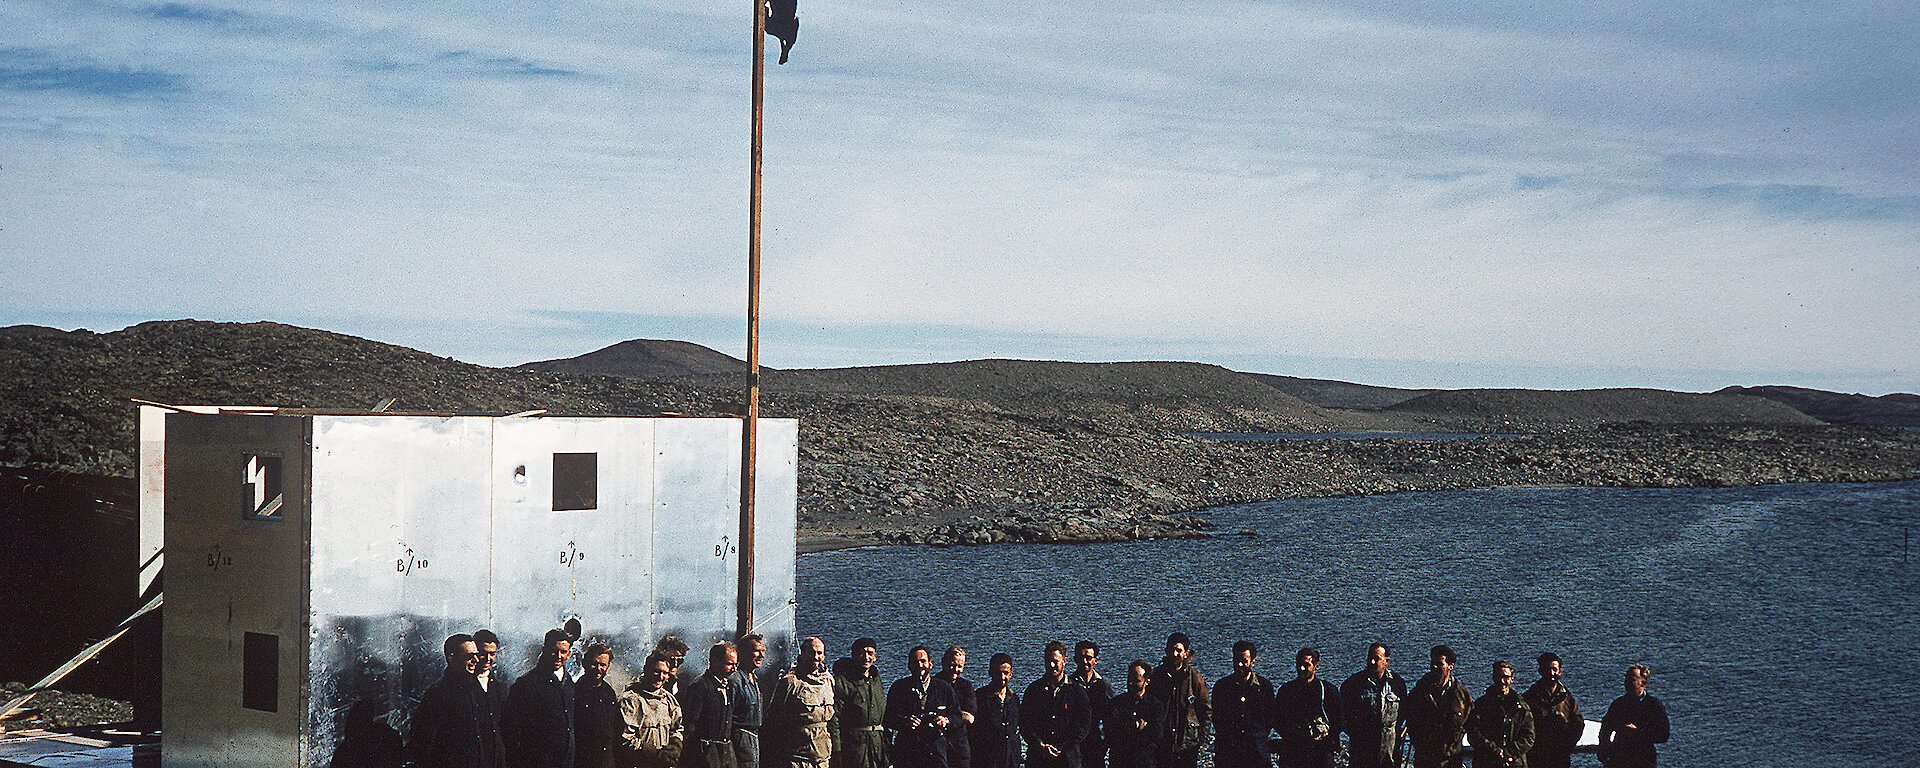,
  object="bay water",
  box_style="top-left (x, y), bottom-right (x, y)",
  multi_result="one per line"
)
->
top-left (796, 479), bottom-right (1920, 767)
